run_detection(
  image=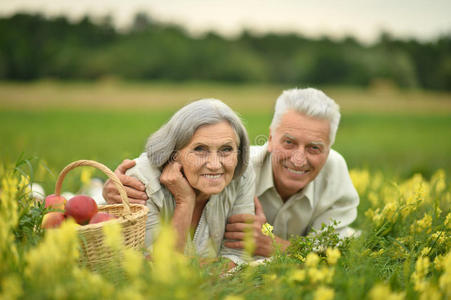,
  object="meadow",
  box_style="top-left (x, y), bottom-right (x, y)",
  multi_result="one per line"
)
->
top-left (1, 80), bottom-right (450, 180)
top-left (0, 81), bottom-right (450, 299)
